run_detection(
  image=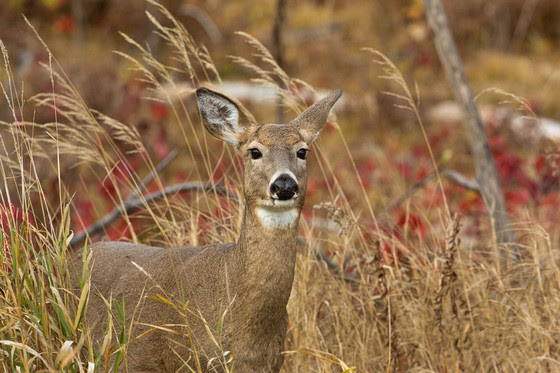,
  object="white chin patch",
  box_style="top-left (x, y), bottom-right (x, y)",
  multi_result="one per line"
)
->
top-left (256, 208), bottom-right (298, 229)
top-left (273, 199), bottom-right (296, 207)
